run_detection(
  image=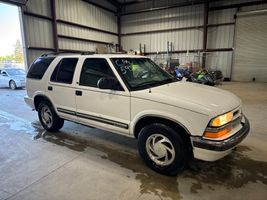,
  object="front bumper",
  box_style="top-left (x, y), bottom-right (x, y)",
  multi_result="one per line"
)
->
top-left (16, 80), bottom-right (26, 88)
top-left (191, 116), bottom-right (250, 161)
